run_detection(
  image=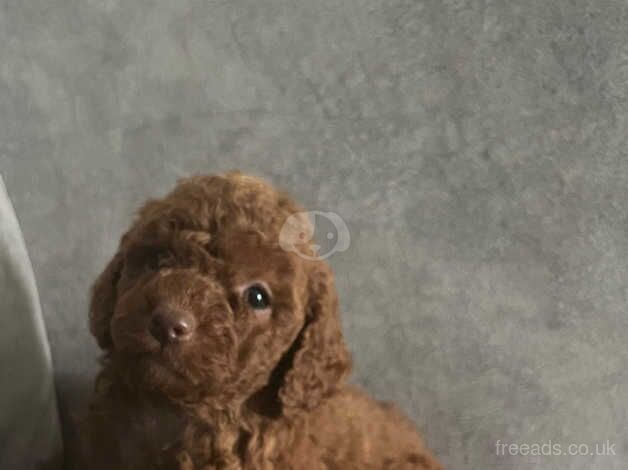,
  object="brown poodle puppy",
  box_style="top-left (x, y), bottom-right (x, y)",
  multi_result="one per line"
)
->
top-left (84, 172), bottom-right (441, 469)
